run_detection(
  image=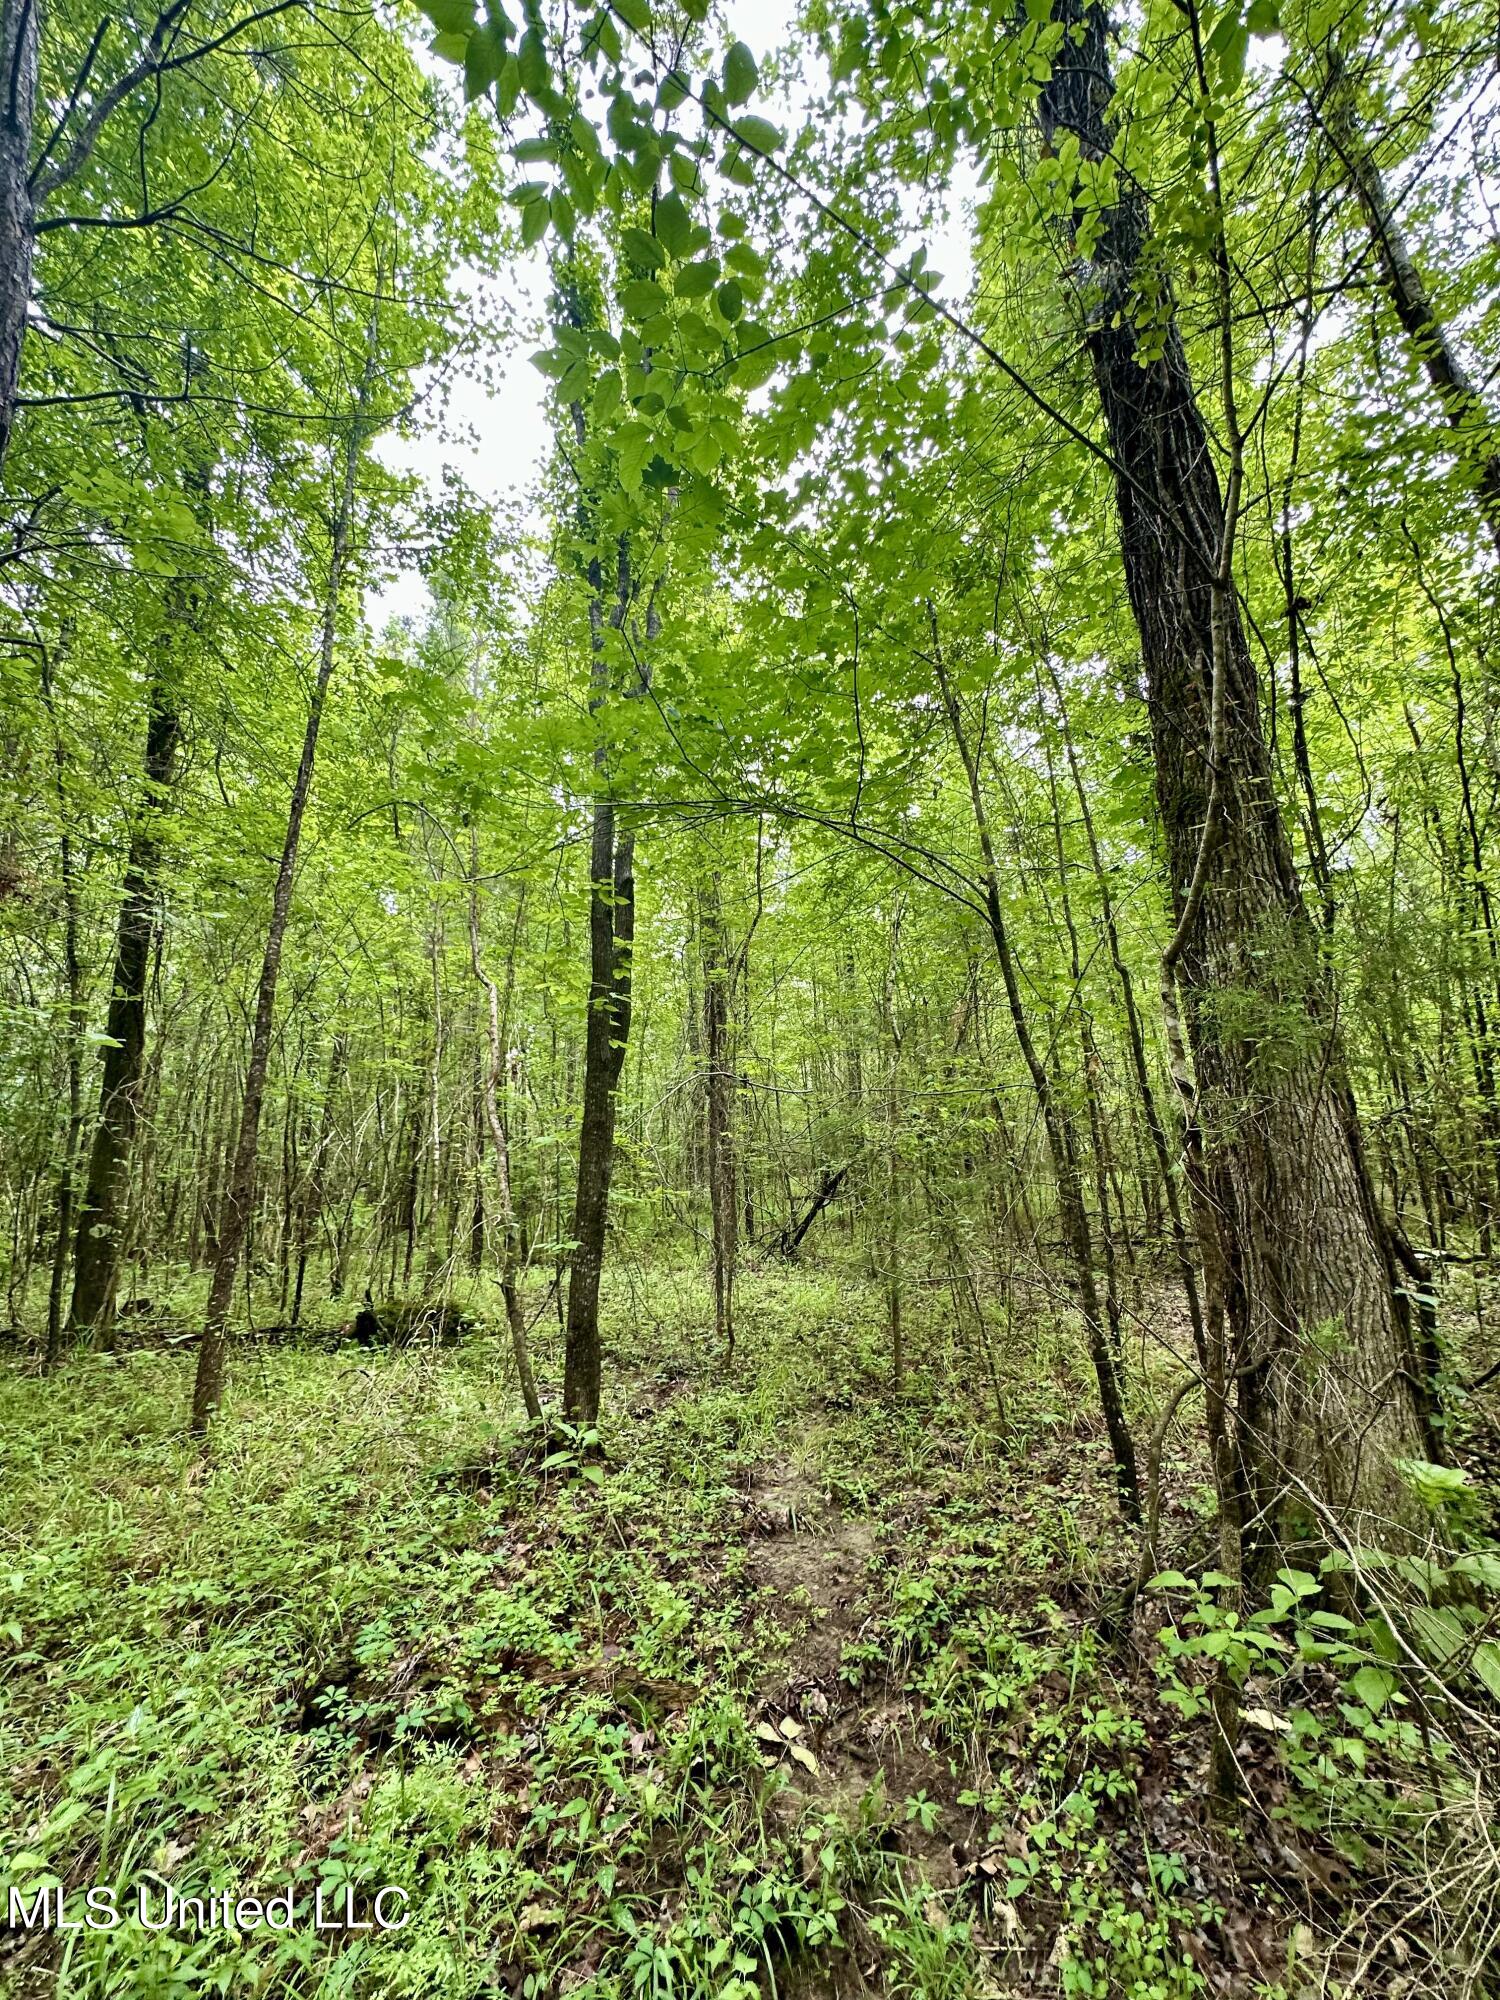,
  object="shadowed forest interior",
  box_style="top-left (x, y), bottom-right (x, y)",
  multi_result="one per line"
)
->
top-left (5, 0), bottom-right (1500, 1990)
